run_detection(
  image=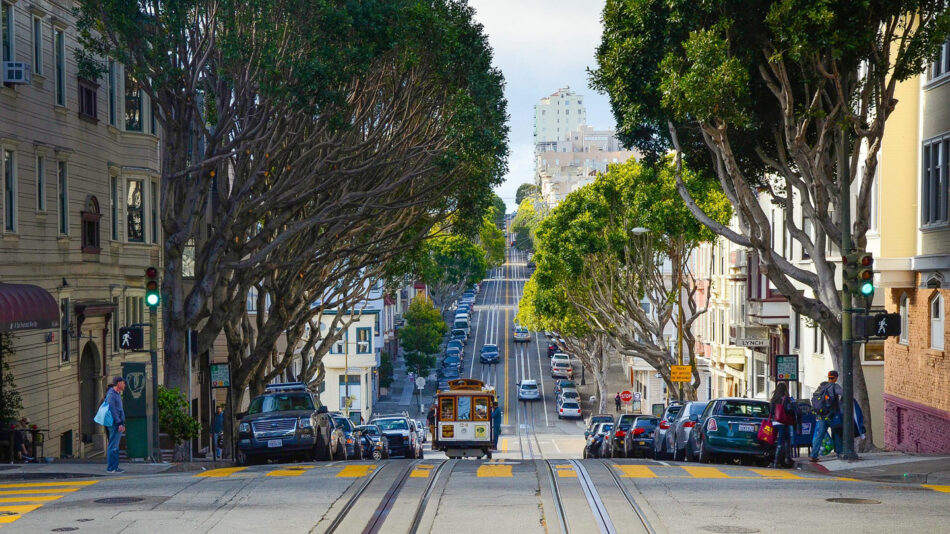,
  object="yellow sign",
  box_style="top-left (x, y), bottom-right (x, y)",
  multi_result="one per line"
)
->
top-left (474, 425), bottom-right (487, 439)
top-left (670, 365), bottom-right (692, 382)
